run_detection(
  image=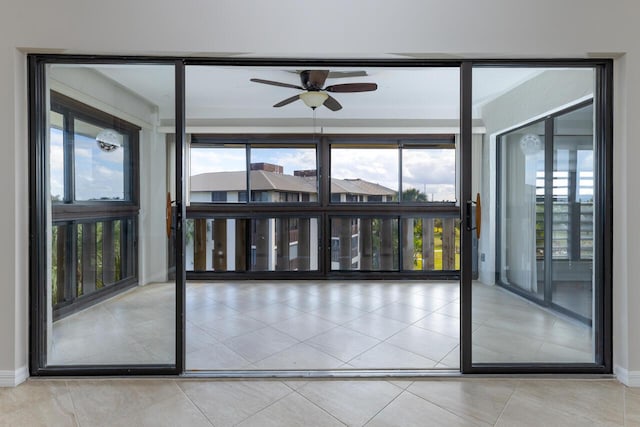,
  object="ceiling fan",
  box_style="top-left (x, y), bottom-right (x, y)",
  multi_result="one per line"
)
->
top-left (250, 70), bottom-right (377, 111)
